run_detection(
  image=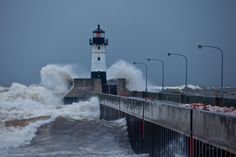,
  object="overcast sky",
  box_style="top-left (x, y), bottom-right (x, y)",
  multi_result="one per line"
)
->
top-left (0, 0), bottom-right (236, 87)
